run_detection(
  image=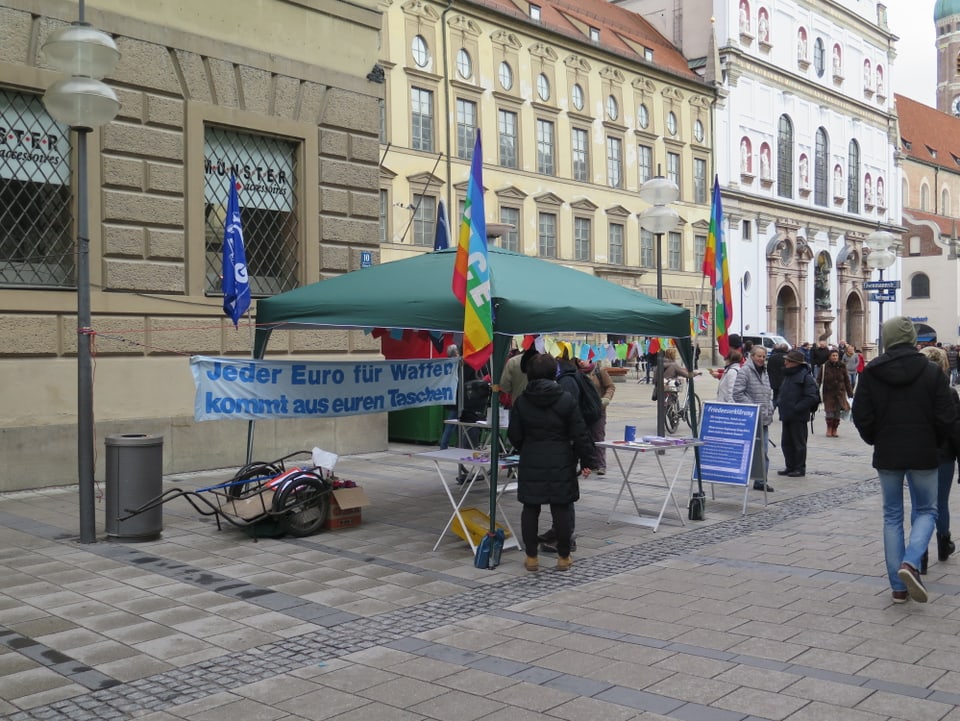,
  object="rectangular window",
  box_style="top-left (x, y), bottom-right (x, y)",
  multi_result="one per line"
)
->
top-left (694, 234), bottom-right (706, 273)
top-left (641, 228), bottom-right (654, 268)
top-left (0, 90), bottom-right (73, 287)
top-left (572, 128), bottom-right (589, 182)
top-left (694, 158), bottom-right (707, 204)
top-left (498, 109), bottom-right (518, 168)
top-left (606, 137), bottom-right (623, 189)
top-left (574, 217), bottom-right (591, 261)
top-left (667, 151), bottom-right (681, 189)
top-left (411, 87), bottom-right (434, 152)
top-left (499, 206), bottom-right (520, 252)
top-left (412, 194), bottom-right (436, 247)
top-left (609, 223), bottom-right (624, 265)
top-left (538, 211), bottom-right (557, 257)
top-left (742, 219), bottom-right (752, 240)
top-left (379, 189), bottom-right (388, 244)
top-left (456, 98), bottom-right (477, 160)
top-left (668, 231), bottom-right (682, 270)
top-left (536, 119), bottom-right (555, 176)
top-left (638, 144), bottom-right (653, 185)
top-left (530, 4), bottom-right (541, 20)
top-left (204, 126), bottom-right (300, 295)
top-left (379, 99), bottom-right (387, 144)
